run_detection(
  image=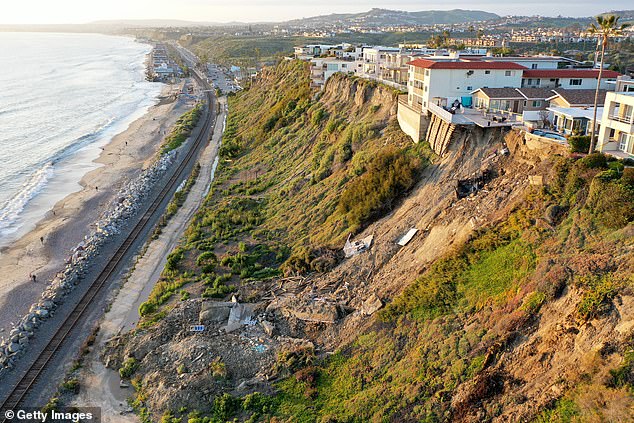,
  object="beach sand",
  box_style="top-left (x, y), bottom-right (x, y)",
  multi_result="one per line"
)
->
top-left (0, 81), bottom-right (190, 333)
